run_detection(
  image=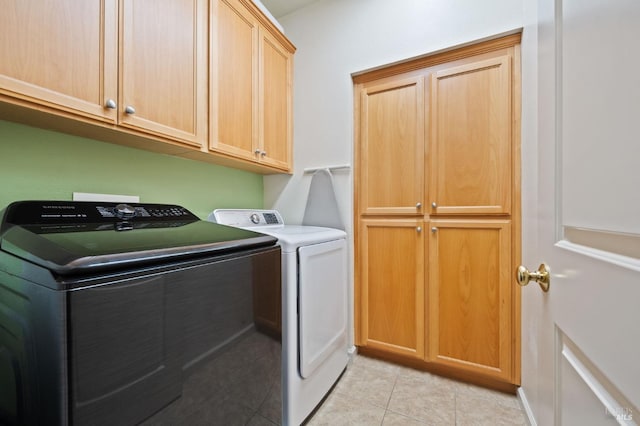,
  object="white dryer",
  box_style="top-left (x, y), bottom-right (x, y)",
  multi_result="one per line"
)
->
top-left (210, 209), bottom-right (349, 426)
